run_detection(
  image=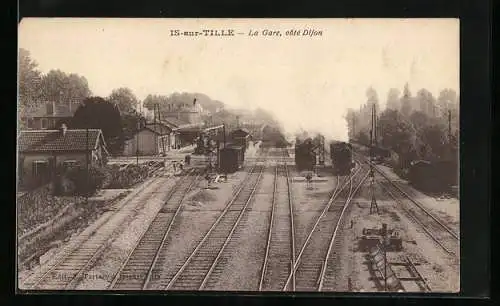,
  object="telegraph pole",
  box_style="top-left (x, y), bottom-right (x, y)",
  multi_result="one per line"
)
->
top-left (223, 123), bottom-right (226, 148)
top-left (373, 103), bottom-right (377, 146)
top-left (369, 105), bottom-right (379, 214)
top-left (352, 115), bottom-right (356, 139)
top-left (136, 117), bottom-right (139, 166)
top-left (86, 126), bottom-right (89, 204)
top-left (448, 109), bottom-right (452, 143)
top-left (382, 223), bottom-right (388, 291)
top-left (158, 104), bottom-right (166, 155)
